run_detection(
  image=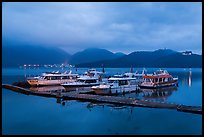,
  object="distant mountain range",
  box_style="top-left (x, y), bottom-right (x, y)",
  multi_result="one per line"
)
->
top-left (76, 49), bottom-right (202, 68)
top-left (69, 48), bottom-right (126, 64)
top-left (2, 45), bottom-right (202, 68)
top-left (2, 46), bottom-right (125, 67)
top-left (2, 45), bottom-right (71, 67)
